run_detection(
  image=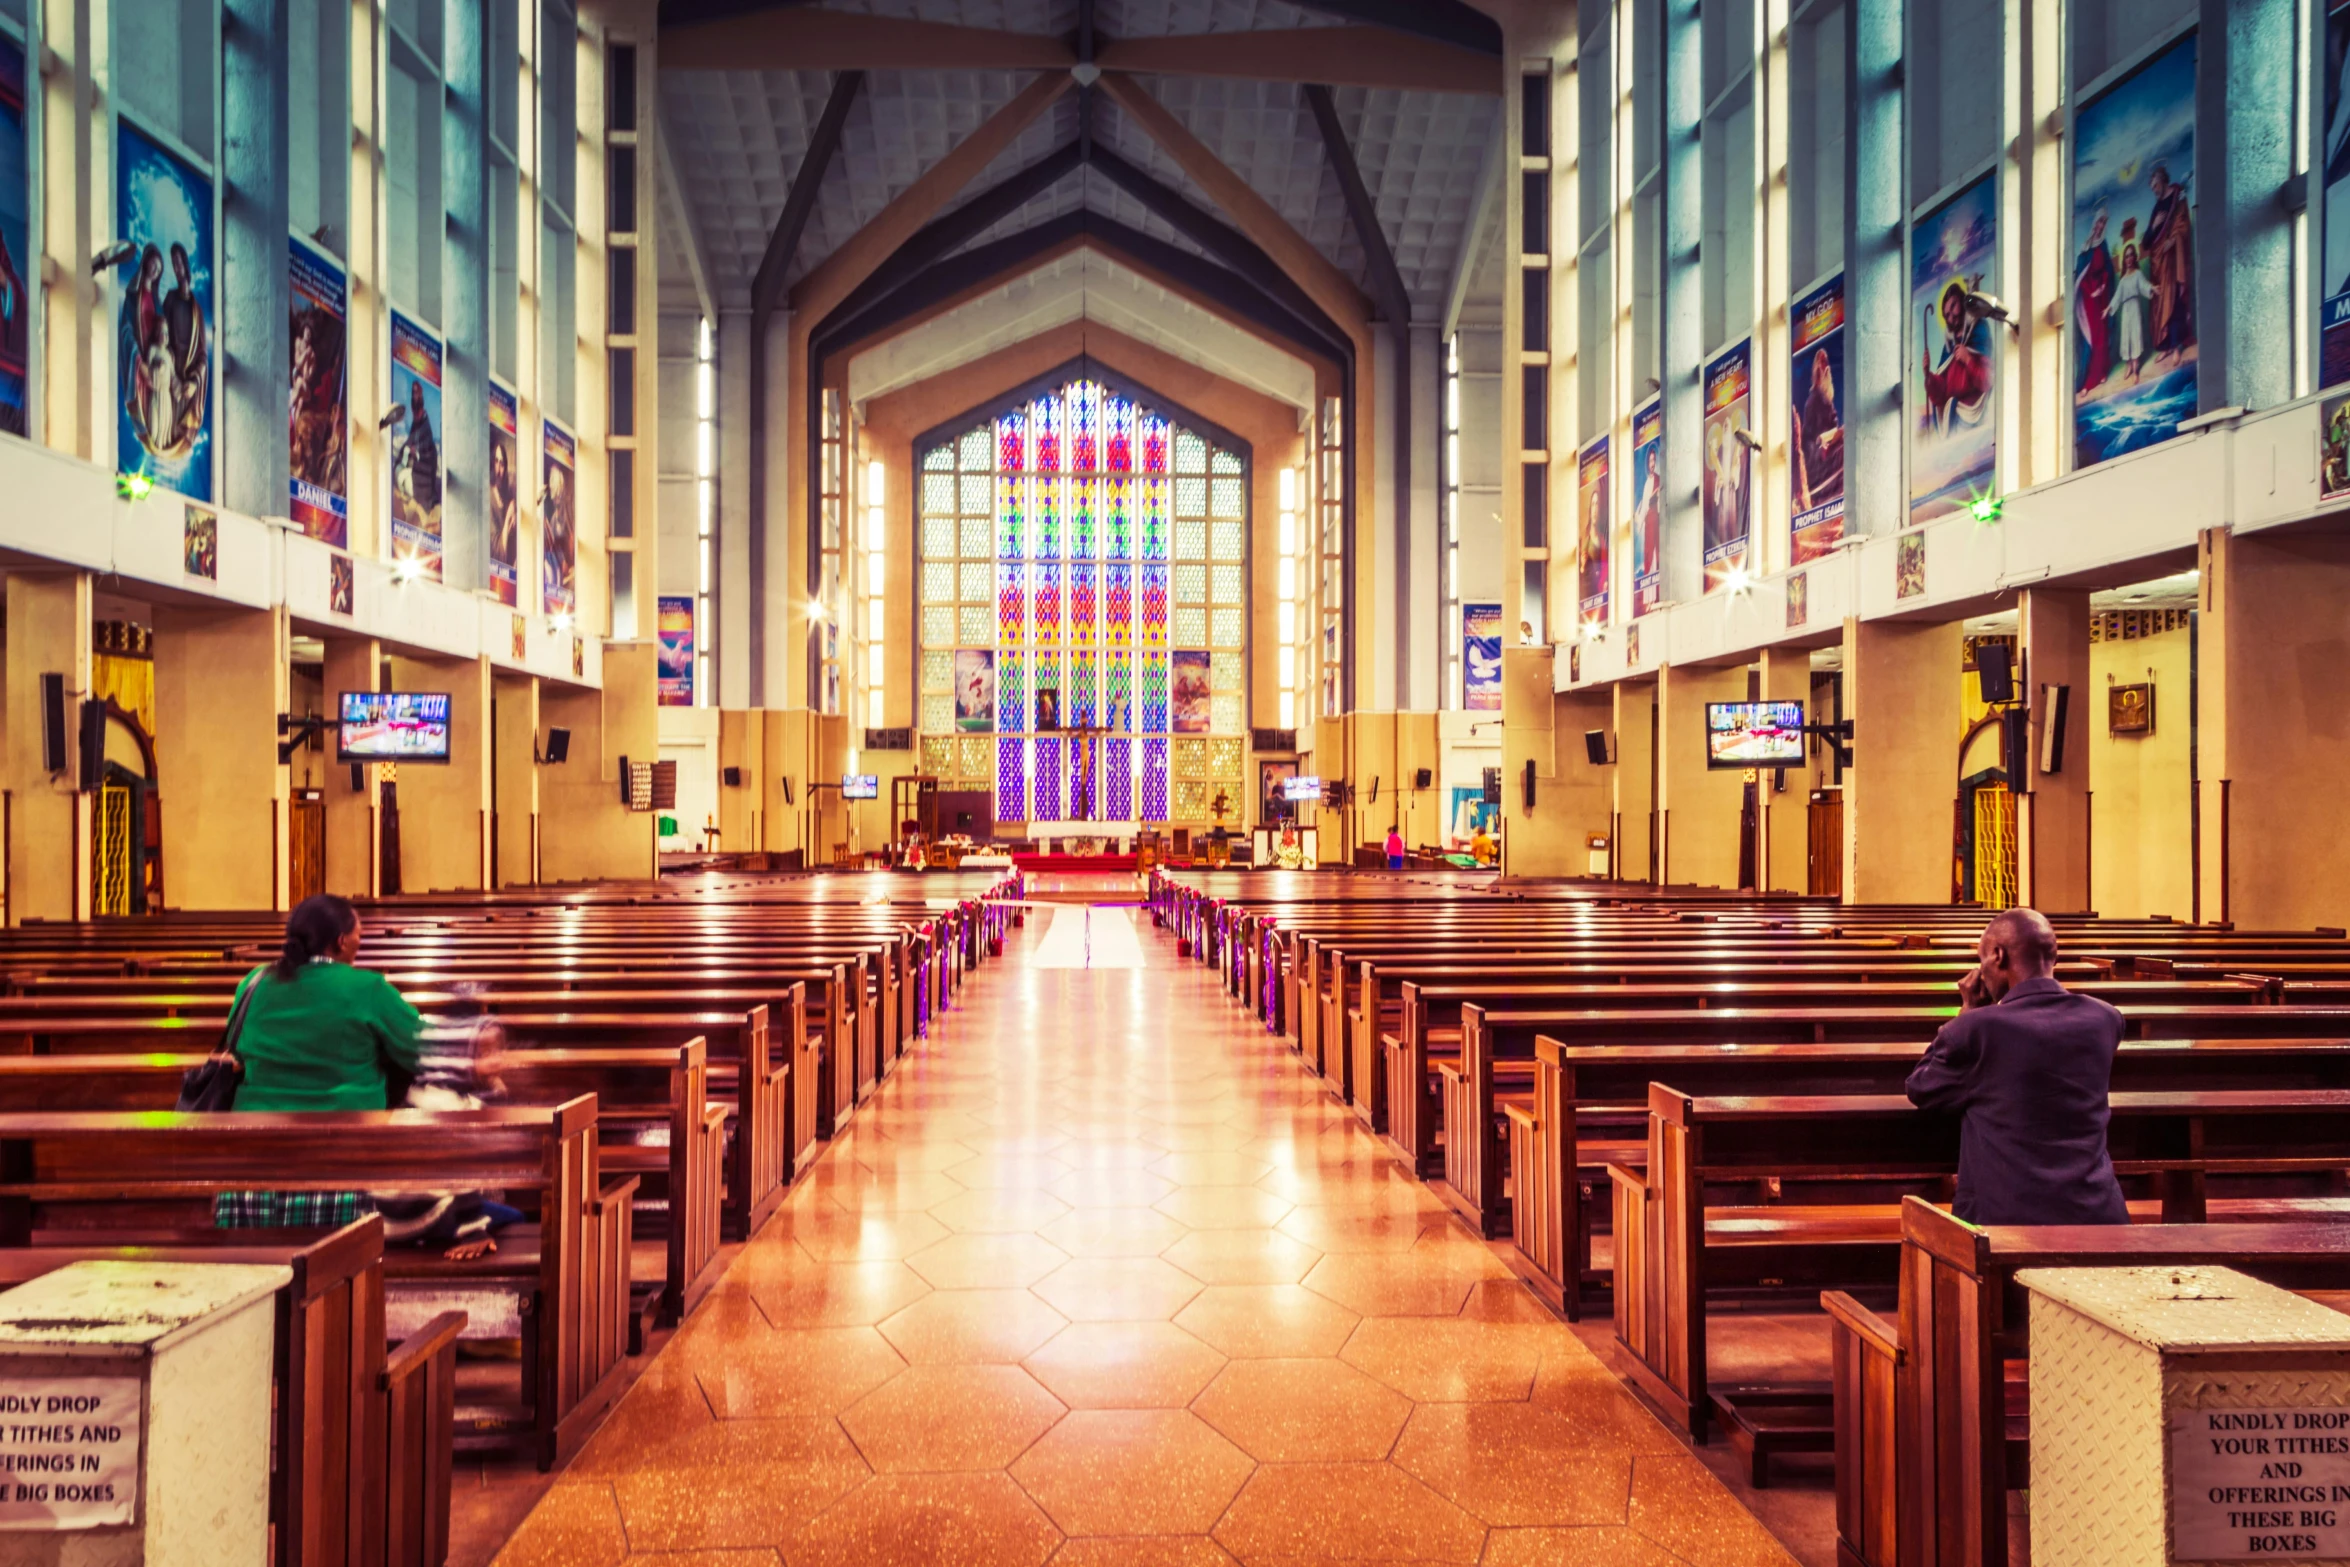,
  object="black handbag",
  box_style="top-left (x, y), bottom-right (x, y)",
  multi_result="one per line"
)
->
top-left (177, 968), bottom-right (260, 1111)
